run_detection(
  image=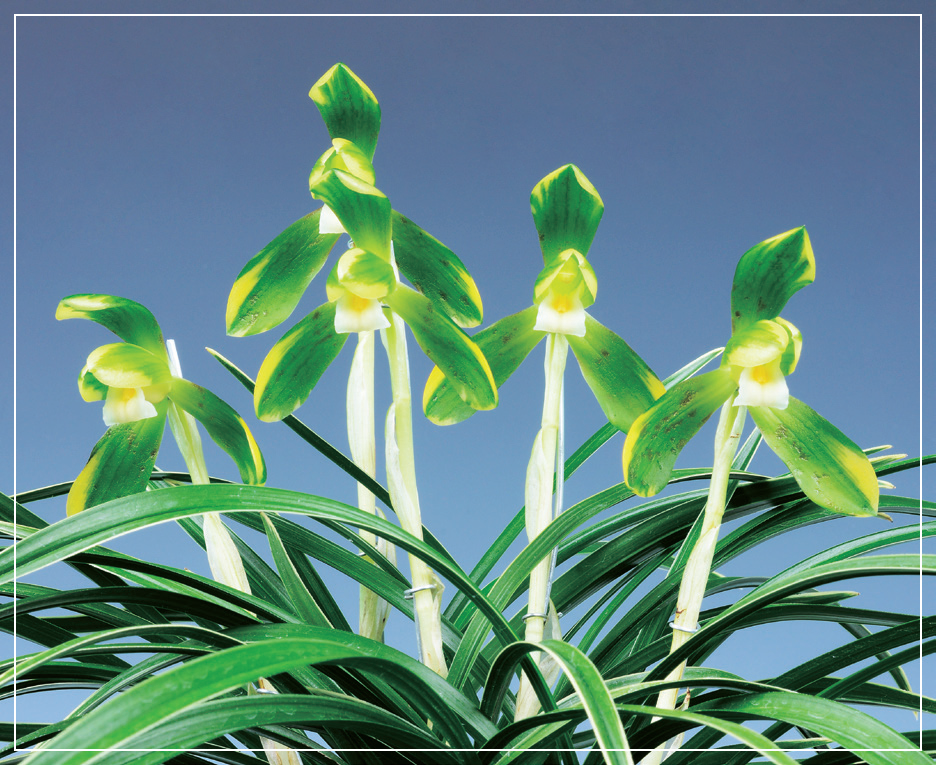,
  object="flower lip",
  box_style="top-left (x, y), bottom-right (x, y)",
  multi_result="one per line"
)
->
top-left (334, 293), bottom-right (390, 334)
top-left (102, 386), bottom-right (159, 426)
top-left (534, 292), bottom-right (587, 337)
top-left (734, 359), bottom-right (789, 410)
